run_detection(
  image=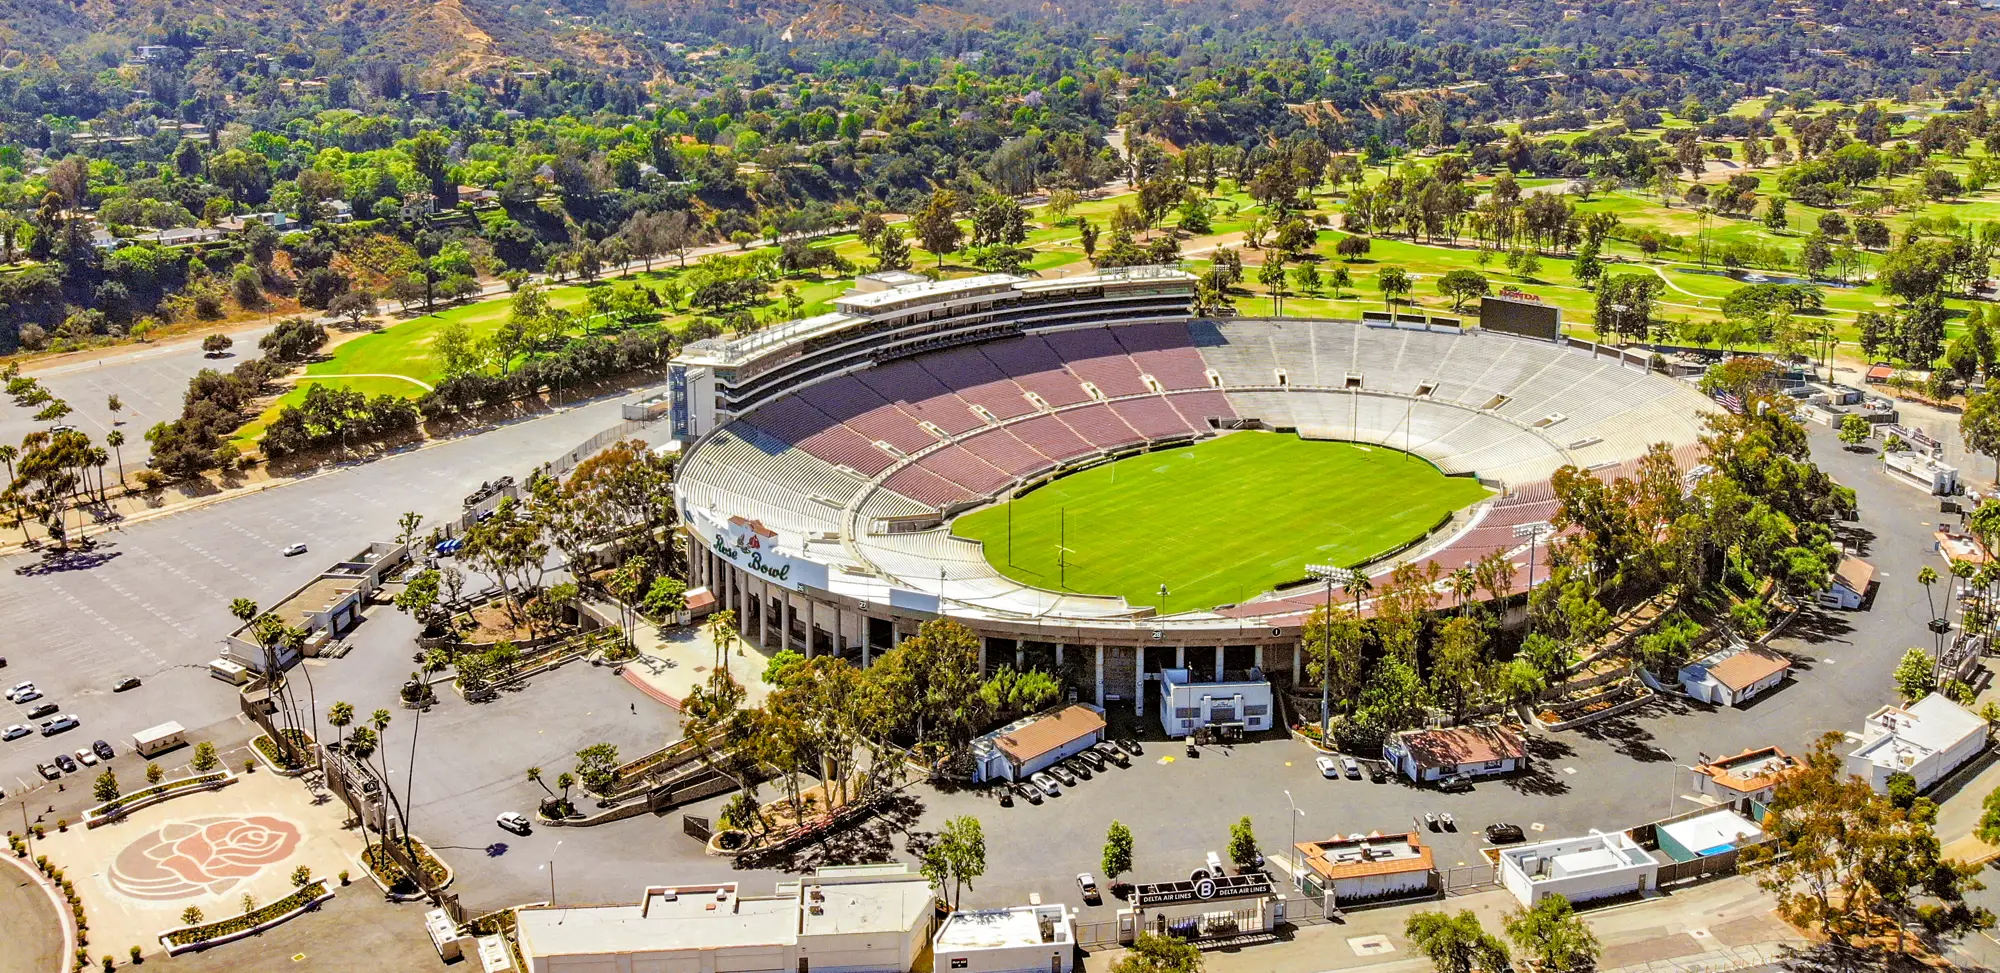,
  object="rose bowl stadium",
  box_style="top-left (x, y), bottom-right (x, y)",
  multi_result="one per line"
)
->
top-left (668, 266), bottom-right (1715, 711)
